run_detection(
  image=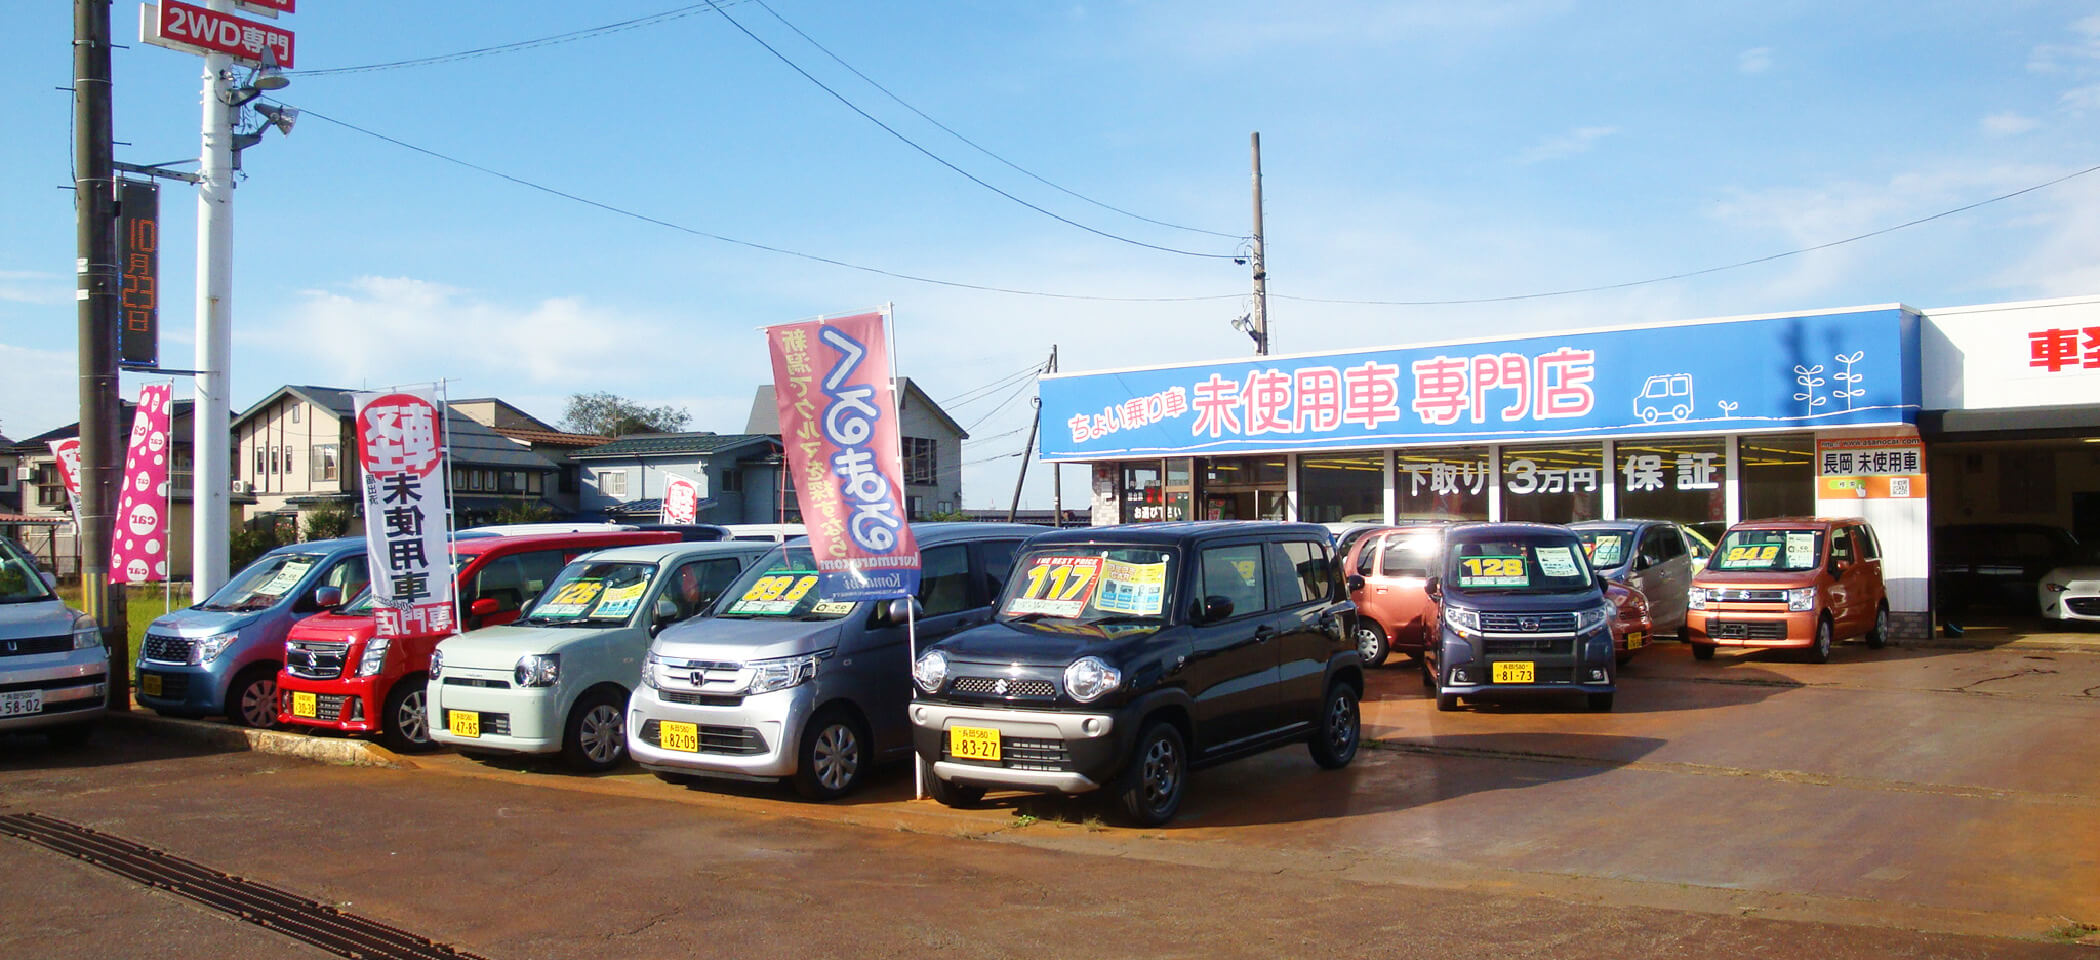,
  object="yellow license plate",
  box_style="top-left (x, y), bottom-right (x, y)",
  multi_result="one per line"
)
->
top-left (949, 725), bottom-right (1002, 762)
top-left (1492, 661), bottom-right (1536, 684)
top-left (140, 673), bottom-right (161, 697)
top-left (660, 720), bottom-right (700, 753)
top-left (1626, 631), bottom-right (1645, 649)
top-left (291, 691), bottom-right (318, 717)
top-left (448, 709), bottom-right (480, 738)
